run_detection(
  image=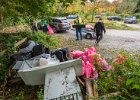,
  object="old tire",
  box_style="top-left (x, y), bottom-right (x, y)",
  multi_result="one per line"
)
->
top-left (85, 33), bottom-right (92, 39)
